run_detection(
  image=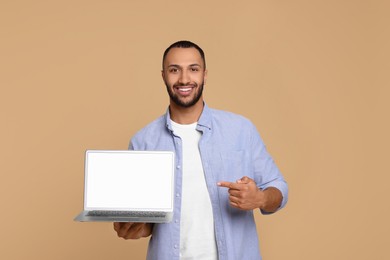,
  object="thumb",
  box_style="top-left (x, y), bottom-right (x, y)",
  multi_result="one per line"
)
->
top-left (237, 176), bottom-right (251, 184)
